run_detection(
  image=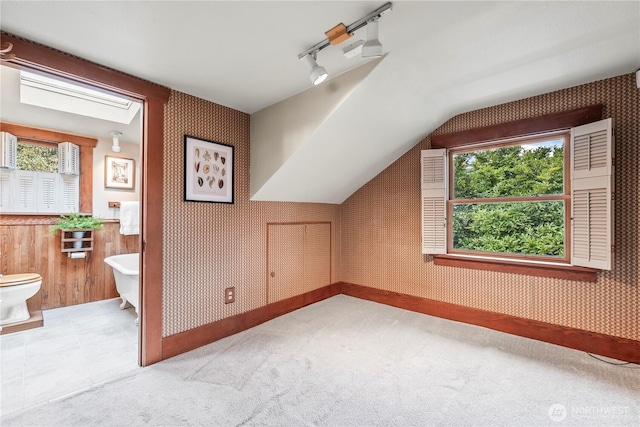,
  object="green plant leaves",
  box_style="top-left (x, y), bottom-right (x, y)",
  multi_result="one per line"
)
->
top-left (50, 213), bottom-right (103, 232)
